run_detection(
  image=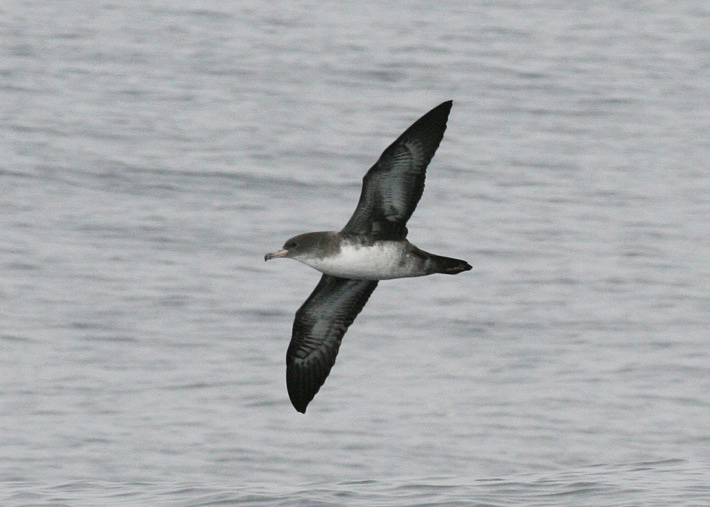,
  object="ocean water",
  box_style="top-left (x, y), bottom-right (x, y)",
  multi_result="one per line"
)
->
top-left (2, 0), bottom-right (709, 504)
